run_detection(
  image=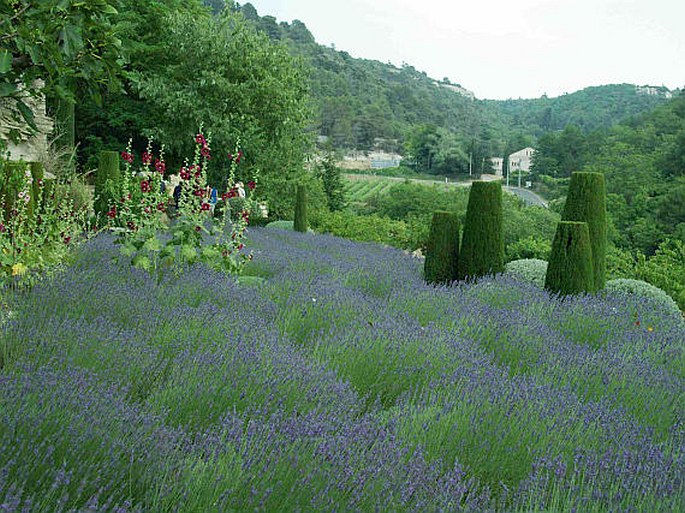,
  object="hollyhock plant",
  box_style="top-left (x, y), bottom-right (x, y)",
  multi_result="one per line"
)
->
top-left (109, 129), bottom-right (258, 275)
top-left (0, 157), bottom-right (88, 289)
